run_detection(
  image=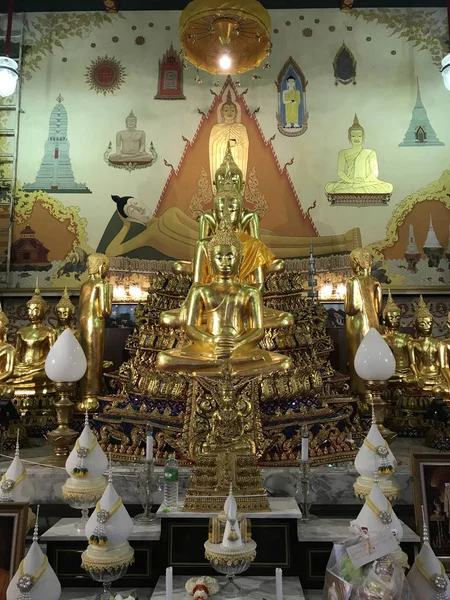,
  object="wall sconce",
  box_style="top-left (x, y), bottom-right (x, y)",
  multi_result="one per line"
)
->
top-left (442, 54), bottom-right (450, 91)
